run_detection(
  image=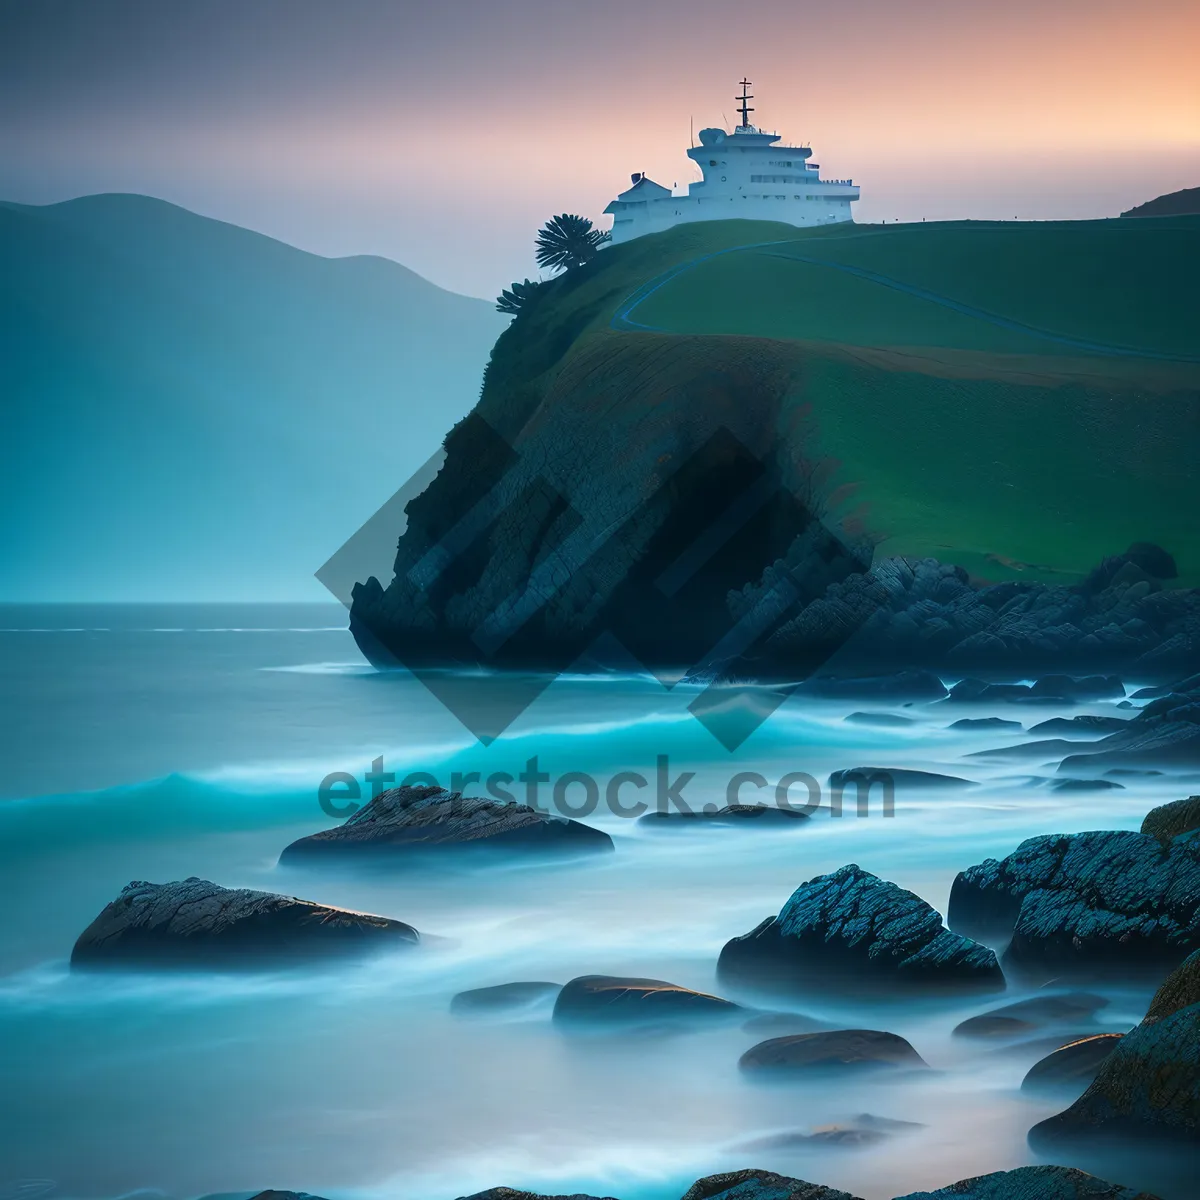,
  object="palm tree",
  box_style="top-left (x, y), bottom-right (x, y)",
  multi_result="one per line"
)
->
top-left (495, 278), bottom-right (543, 316)
top-left (535, 214), bottom-right (610, 273)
